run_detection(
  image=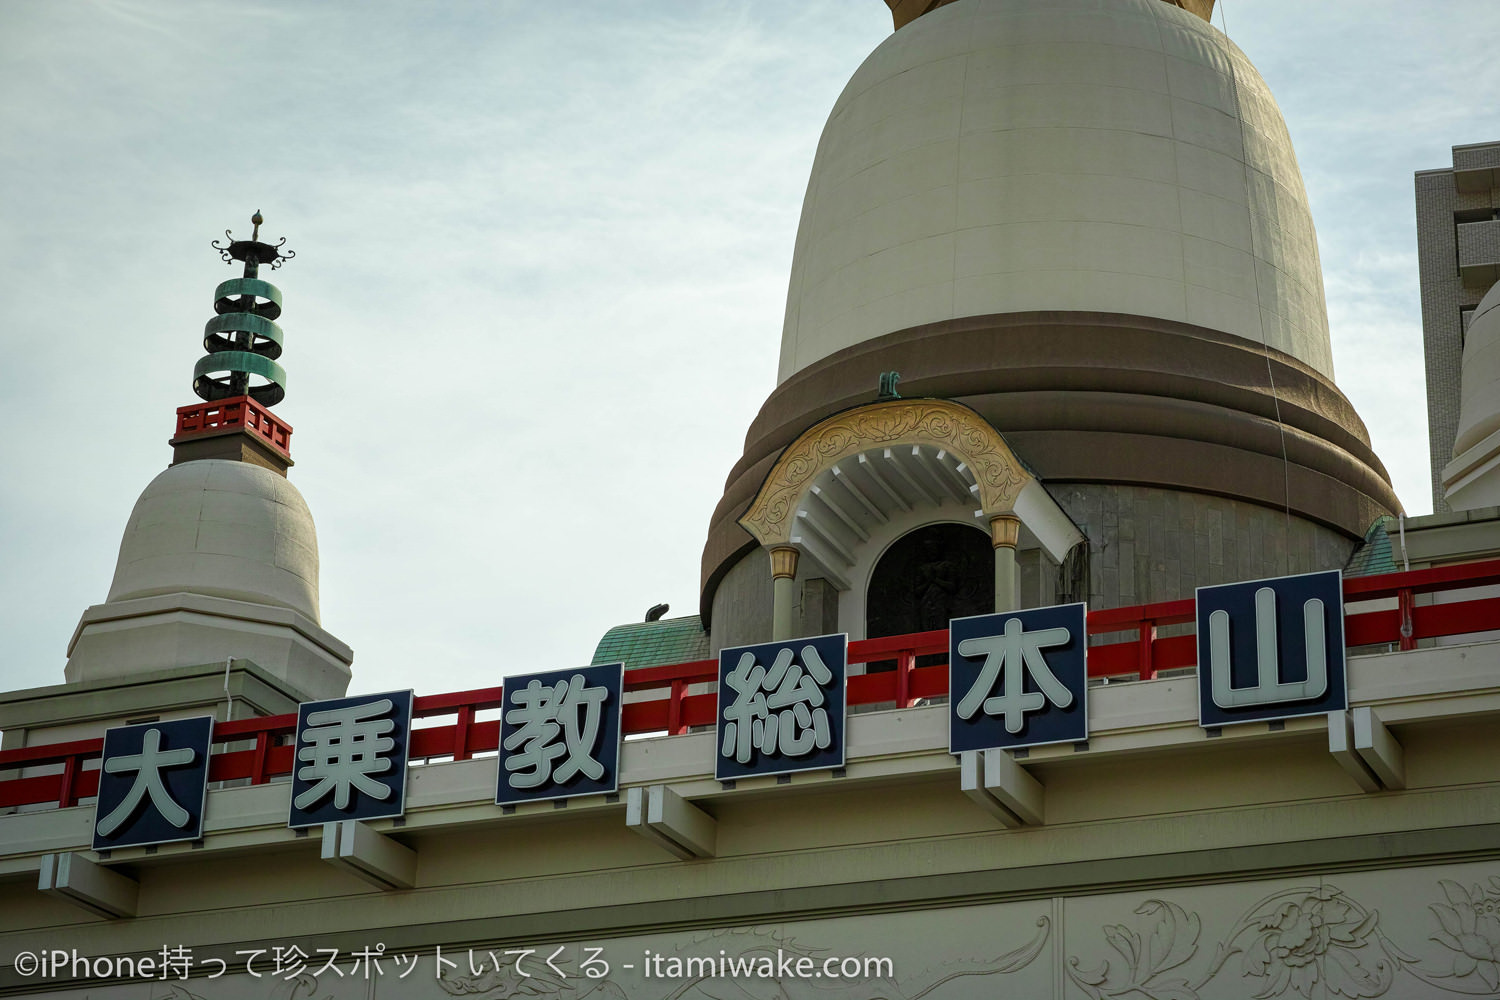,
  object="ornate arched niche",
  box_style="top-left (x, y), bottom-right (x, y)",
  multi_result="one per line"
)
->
top-left (737, 399), bottom-right (1084, 639)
